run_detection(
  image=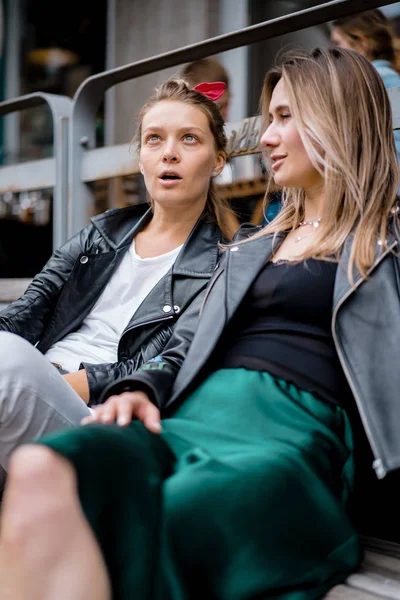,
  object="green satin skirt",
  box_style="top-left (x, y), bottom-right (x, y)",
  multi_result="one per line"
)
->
top-left (38, 368), bottom-right (361, 600)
